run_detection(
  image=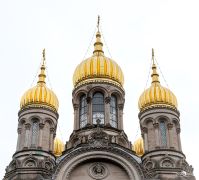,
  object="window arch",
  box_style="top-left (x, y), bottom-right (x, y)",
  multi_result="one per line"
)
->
top-left (79, 95), bottom-right (87, 128)
top-left (31, 119), bottom-right (39, 147)
top-left (92, 92), bottom-right (104, 125)
top-left (160, 121), bottom-right (167, 147)
top-left (110, 95), bottom-right (117, 128)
